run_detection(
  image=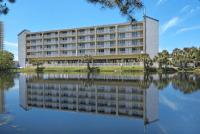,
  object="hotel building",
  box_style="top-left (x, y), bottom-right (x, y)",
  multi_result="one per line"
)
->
top-left (0, 21), bottom-right (3, 50)
top-left (20, 73), bottom-right (159, 124)
top-left (18, 16), bottom-right (159, 67)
